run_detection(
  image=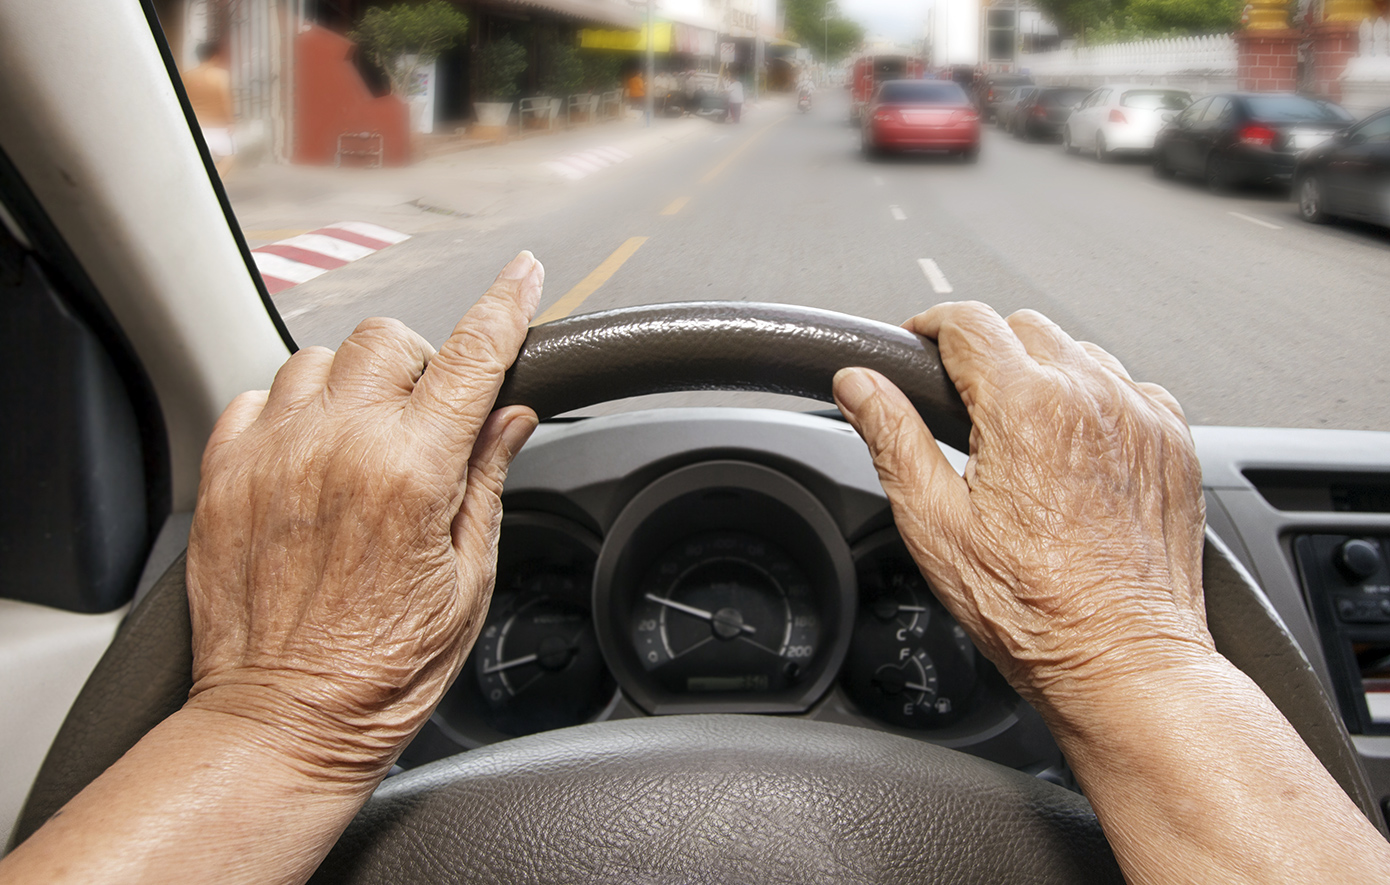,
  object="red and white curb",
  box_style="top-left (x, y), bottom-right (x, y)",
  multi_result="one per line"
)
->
top-left (543, 145), bottom-right (633, 181)
top-left (251, 222), bottom-right (411, 295)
